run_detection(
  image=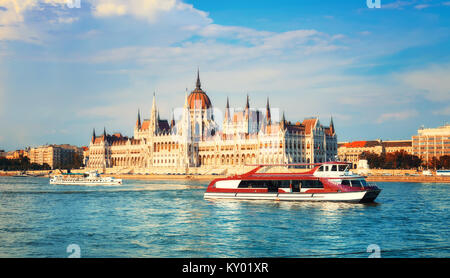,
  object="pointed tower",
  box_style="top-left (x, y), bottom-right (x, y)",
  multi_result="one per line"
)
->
top-left (224, 97), bottom-right (230, 122)
top-left (245, 94), bottom-right (250, 117)
top-left (91, 128), bottom-right (96, 143)
top-left (196, 68), bottom-right (201, 90)
top-left (170, 109), bottom-right (175, 129)
top-left (150, 92), bottom-right (159, 134)
top-left (184, 88), bottom-right (188, 108)
top-left (329, 116), bottom-right (335, 136)
top-left (136, 109), bottom-right (141, 129)
top-left (280, 112), bottom-right (286, 130)
top-left (266, 97), bottom-right (271, 125)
